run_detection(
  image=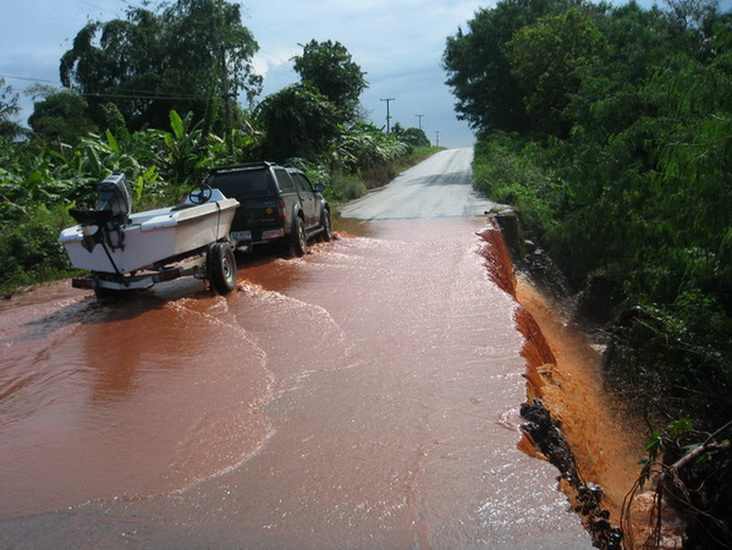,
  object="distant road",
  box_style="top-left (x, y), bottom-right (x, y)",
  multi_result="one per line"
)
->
top-left (338, 148), bottom-right (498, 220)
